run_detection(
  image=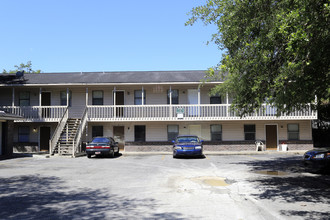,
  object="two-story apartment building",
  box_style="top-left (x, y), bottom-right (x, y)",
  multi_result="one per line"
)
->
top-left (0, 71), bottom-right (316, 156)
